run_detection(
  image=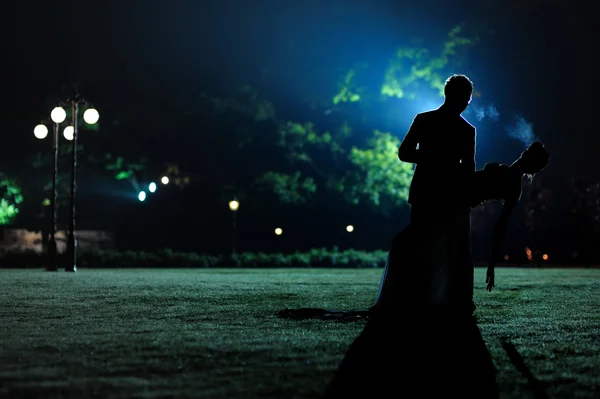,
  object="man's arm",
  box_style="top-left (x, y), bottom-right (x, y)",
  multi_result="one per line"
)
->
top-left (398, 114), bottom-right (422, 164)
top-left (462, 127), bottom-right (476, 173)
